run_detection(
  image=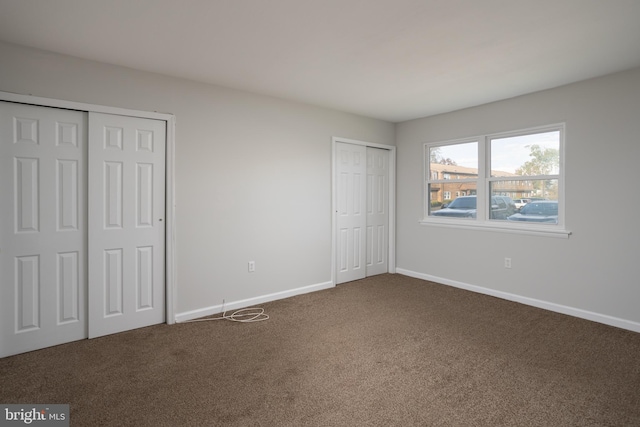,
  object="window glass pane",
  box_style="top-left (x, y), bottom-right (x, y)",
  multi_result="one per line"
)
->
top-left (491, 131), bottom-right (559, 176)
top-left (428, 182), bottom-right (478, 218)
top-left (429, 142), bottom-right (478, 175)
top-left (490, 179), bottom-right (559, 223)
